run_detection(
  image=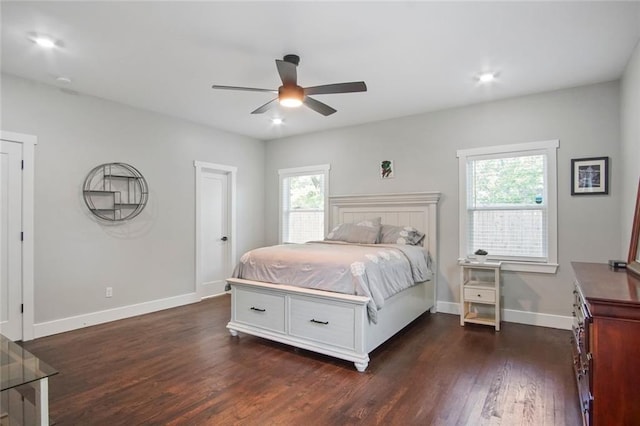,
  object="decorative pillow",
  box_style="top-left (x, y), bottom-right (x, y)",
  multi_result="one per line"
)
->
top-left (325, 217), bottom-right (381, 244)
top-left (379, 224), bottom-right (425, 246)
